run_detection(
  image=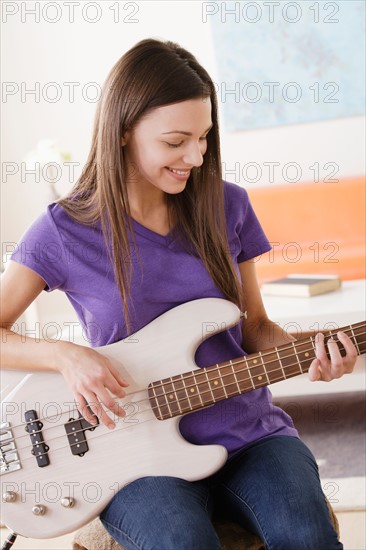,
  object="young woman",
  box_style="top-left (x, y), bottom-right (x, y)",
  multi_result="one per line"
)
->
top-left (1, 38), bottom-right (357, 549)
